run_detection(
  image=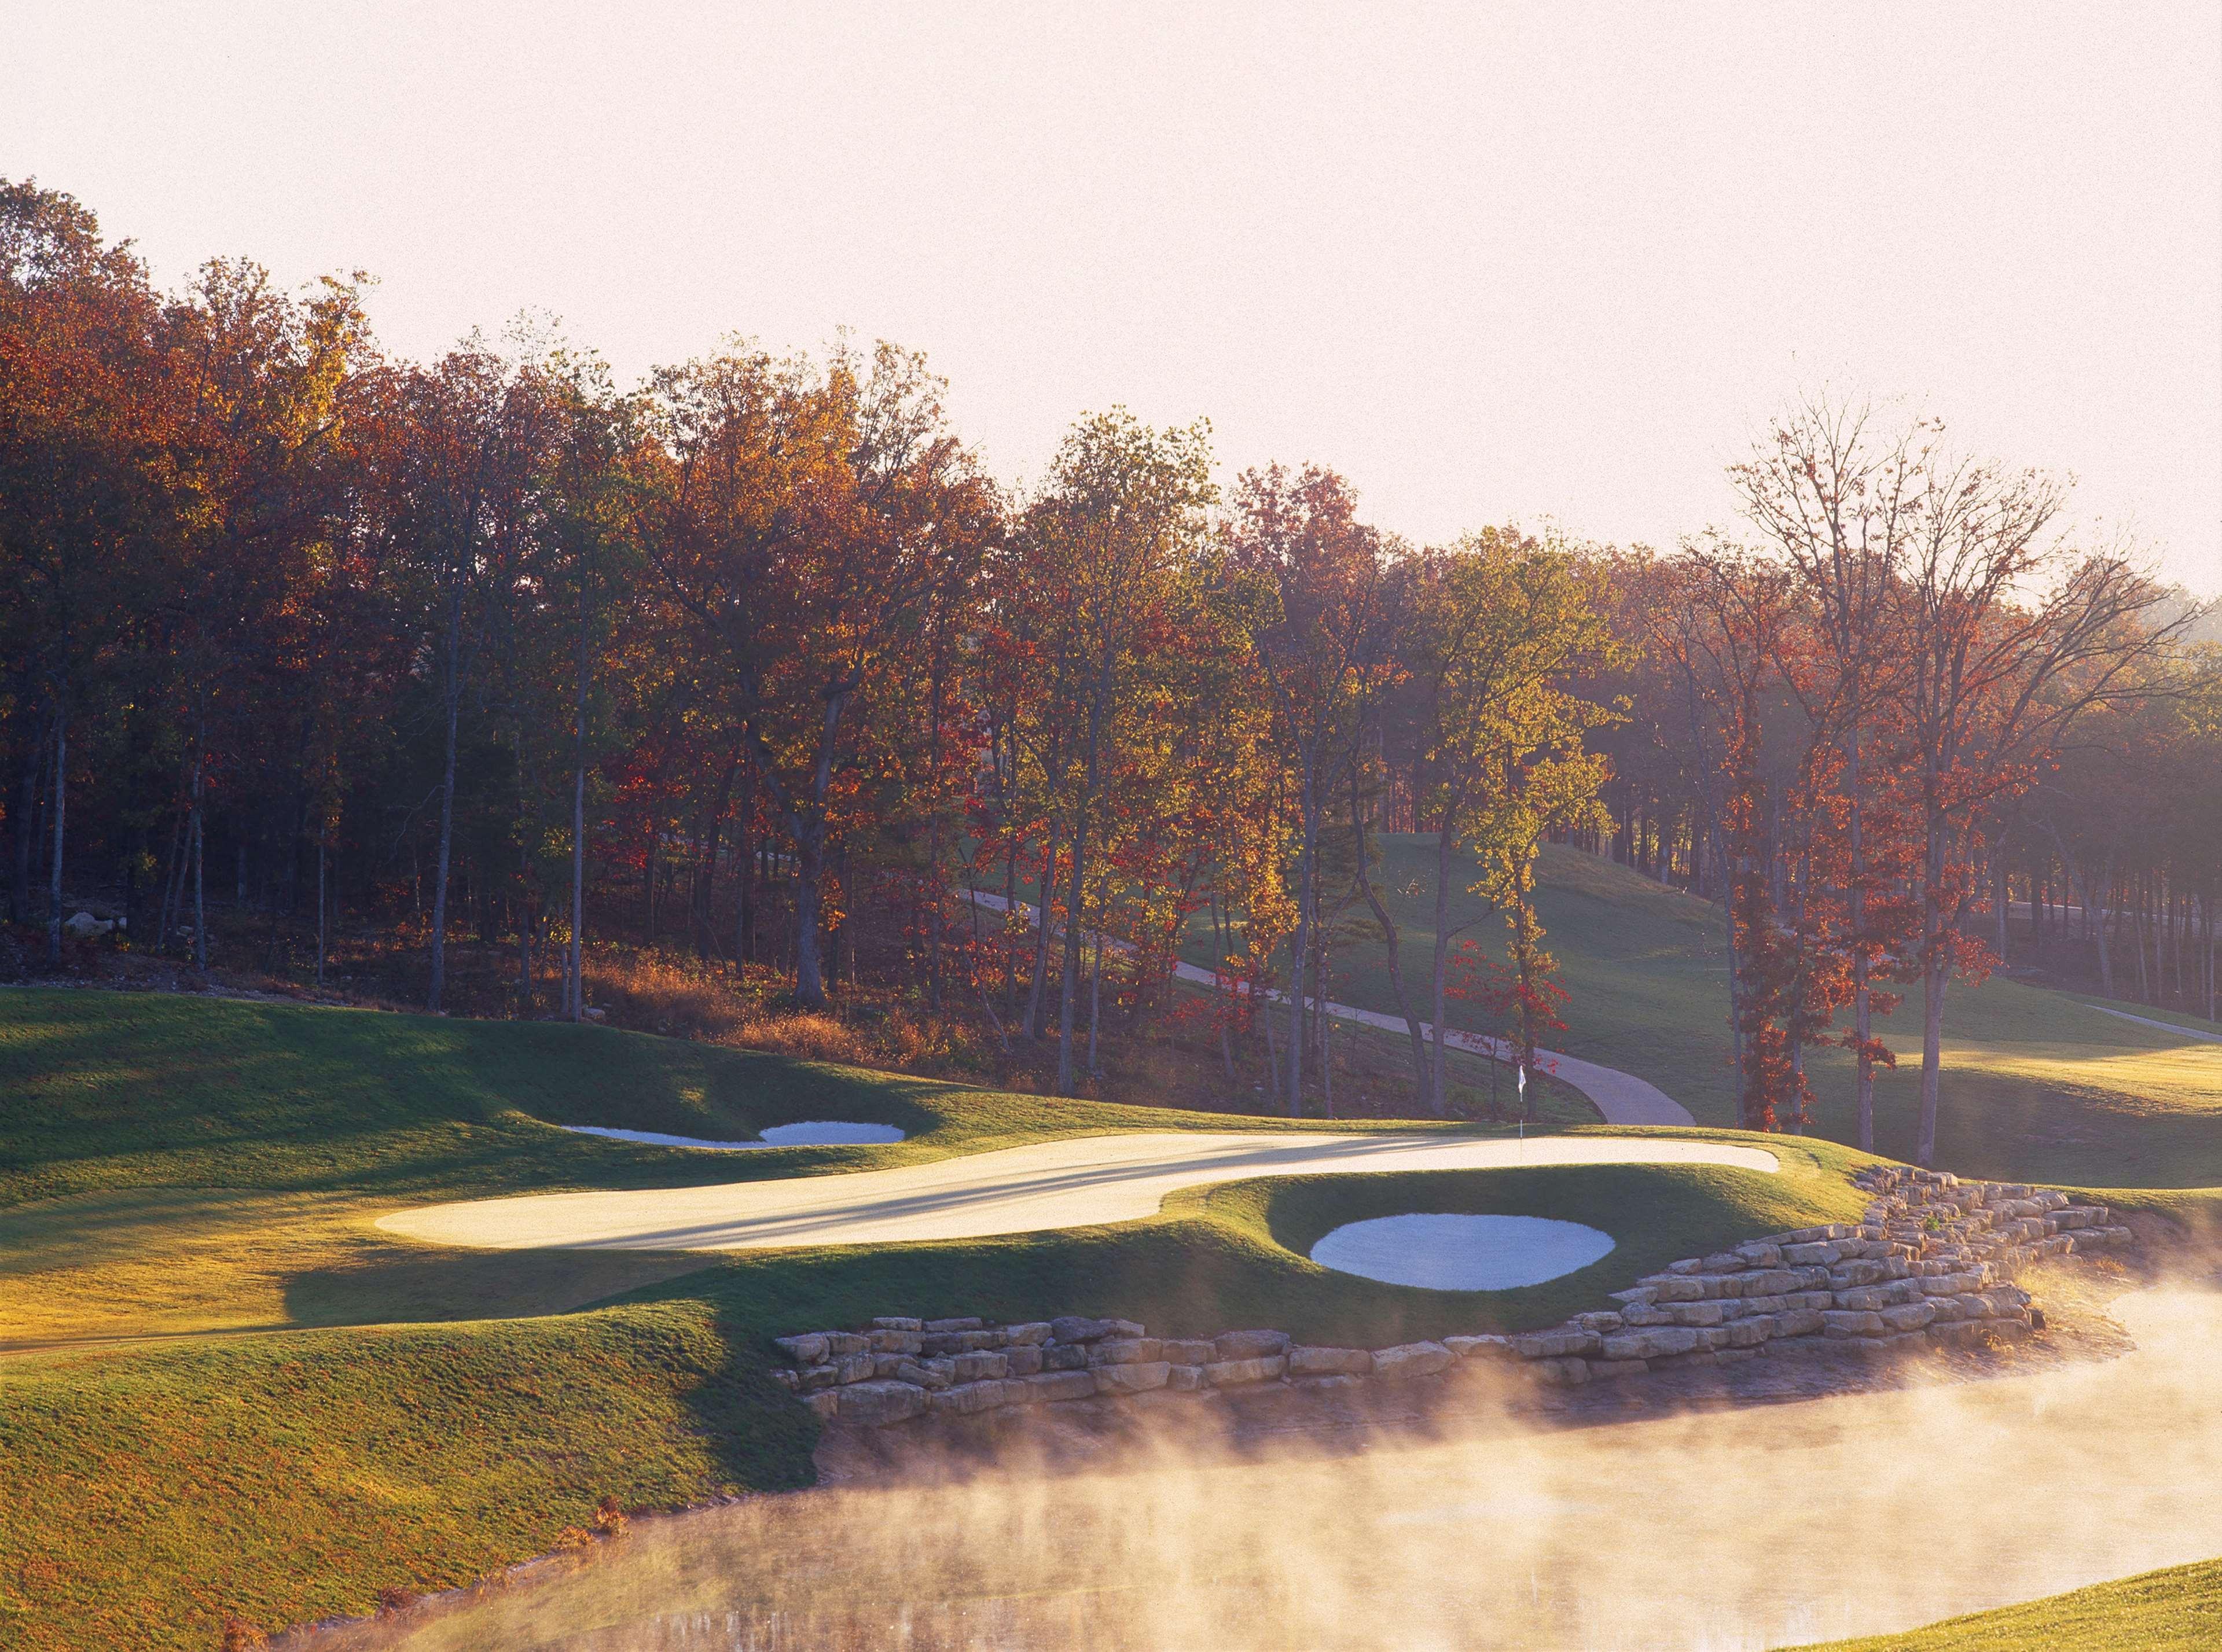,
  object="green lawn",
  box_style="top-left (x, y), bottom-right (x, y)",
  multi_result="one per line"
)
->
top-left (0, 986), bottom-right (1867, 1650)
top-left (1797, 1555), bottom-right (2222, 1650)
top-left (1231, 837), bottom-right (2222, 1187)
